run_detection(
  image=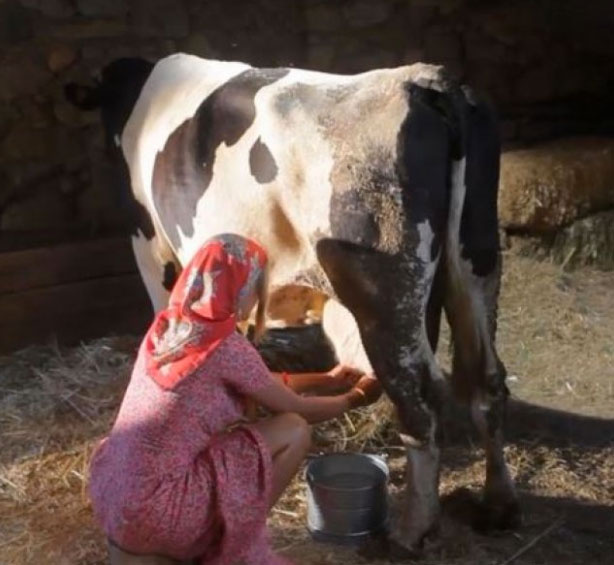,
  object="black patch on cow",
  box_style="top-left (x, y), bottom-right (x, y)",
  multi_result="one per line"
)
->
top-left (249, 137), bottom-right (278, 183)
top-left (328, 190), bottom-right (380, 248)
top-left (425, 261), bottom-right (446, 352)
top-left (132, 199), bottom-right (156, 239)
top-left (162, 261), bottom-right (178, 291)
top-left (152, 68), bottom-right (289, 243)
top-left (395, 82), bottom-right (458, 262)
top-left (109, 151), bottom-right (156, 239)
top-left (460, 95), bottom-right (500, 278)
